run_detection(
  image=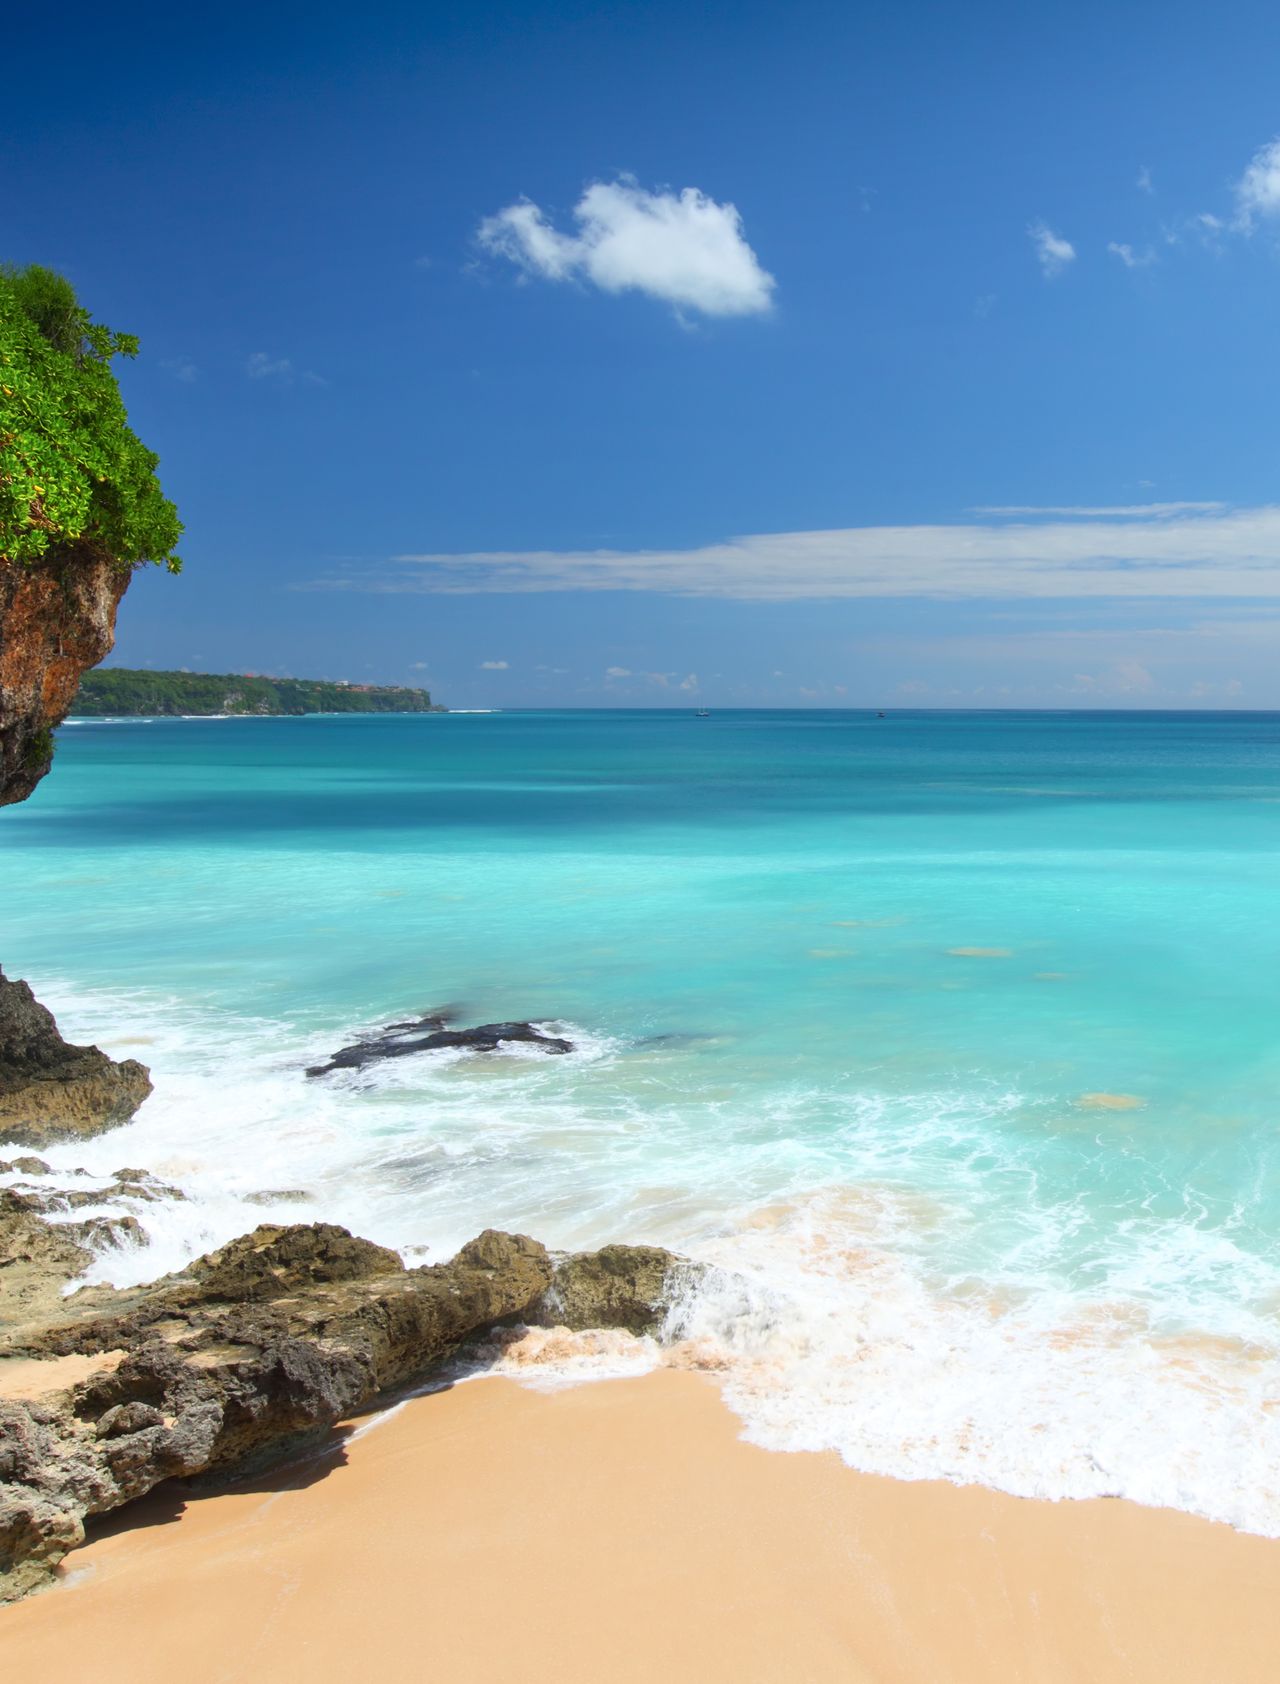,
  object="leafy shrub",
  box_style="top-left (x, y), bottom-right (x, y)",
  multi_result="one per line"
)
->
top-left (76, 669), bottom-right (439, 716)
top-left (0, 265), bottom-right (182, 571)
